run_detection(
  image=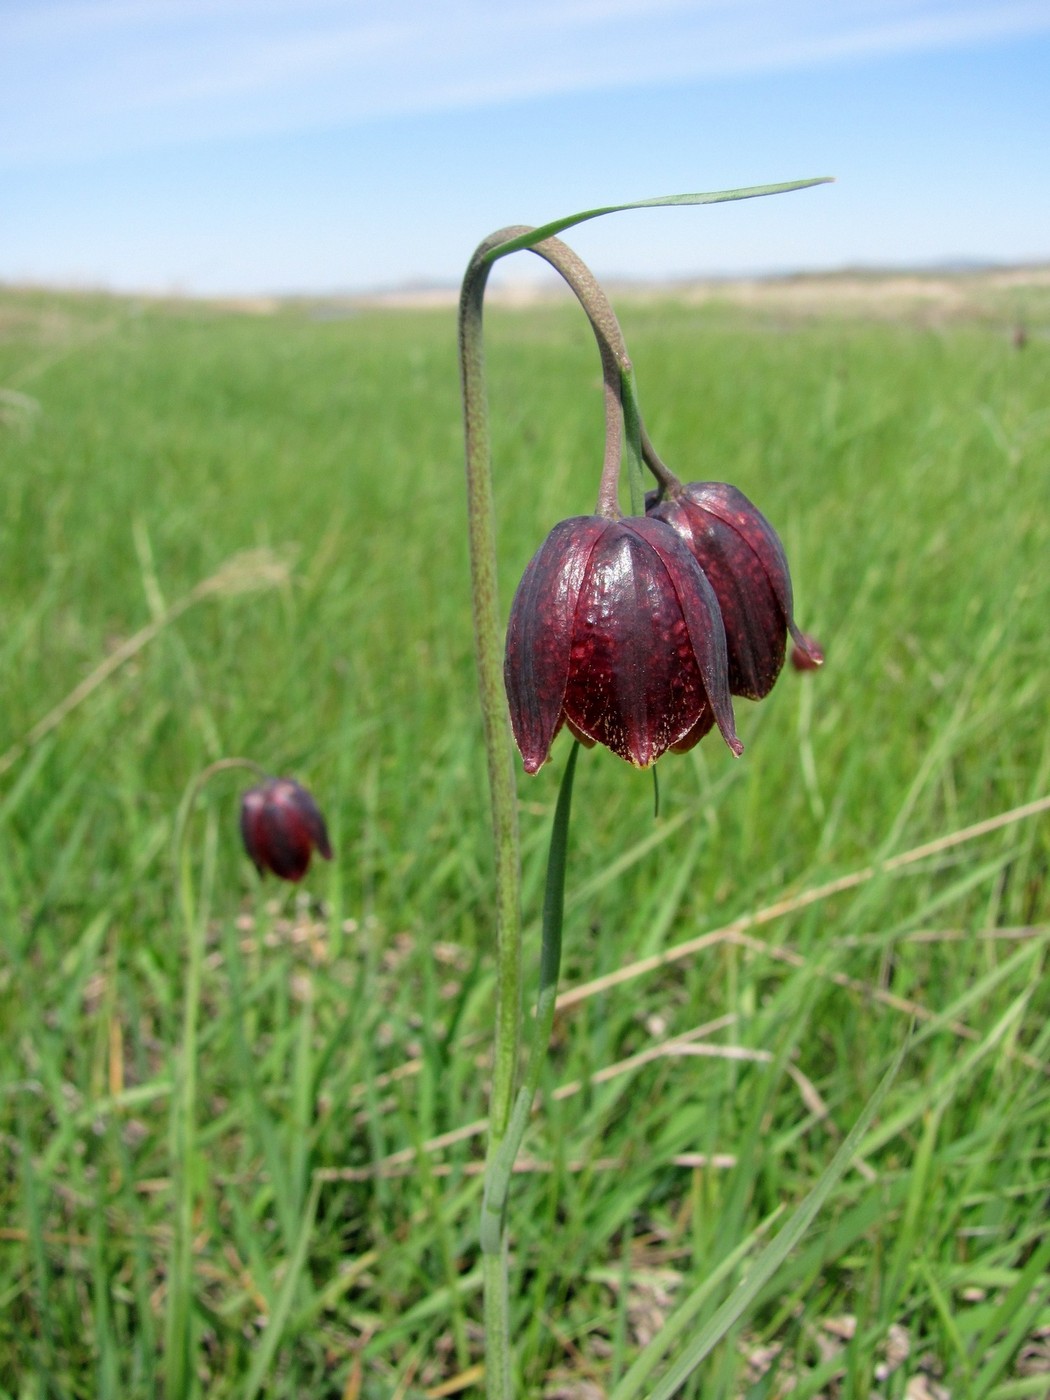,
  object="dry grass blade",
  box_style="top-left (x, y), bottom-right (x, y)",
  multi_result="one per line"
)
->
top-left (555, 794), bottom-right (1050, 1011)
top-left (321, 1017), bottom-right (828, 1182)
top-left (316, 1152), bottom-right (738, 1184)
top-left (726, 927), bottom-right (1048, 1074)
top-left (0, 547), bottom-right (294, 778)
